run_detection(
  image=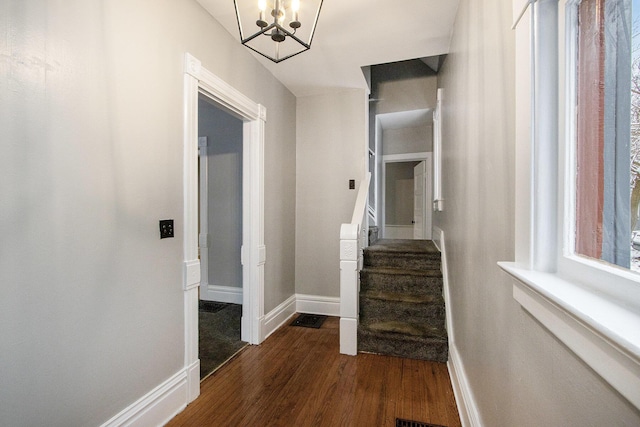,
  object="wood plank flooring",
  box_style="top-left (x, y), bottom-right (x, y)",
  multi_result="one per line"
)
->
top-left (167, 316), bottom-right (461, 427)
